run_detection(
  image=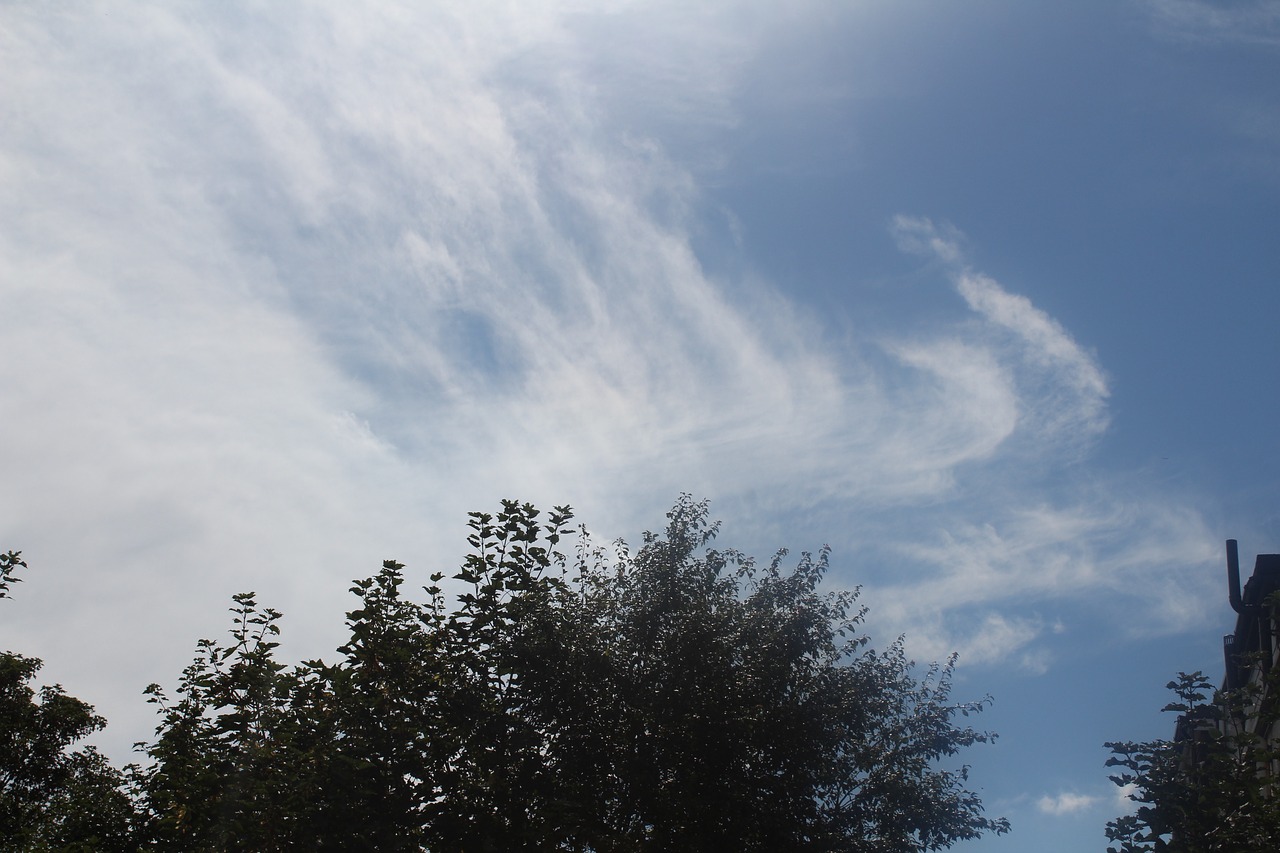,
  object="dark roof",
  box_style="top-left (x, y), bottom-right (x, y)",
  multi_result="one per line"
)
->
top-left (1223, 554), bottom-right (1280, 691)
